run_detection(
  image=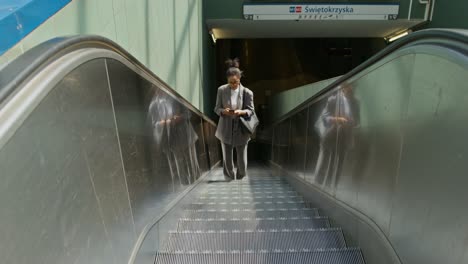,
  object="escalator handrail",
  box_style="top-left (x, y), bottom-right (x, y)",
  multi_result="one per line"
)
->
top-left (0, 35), bottom-right (216, 126)
top-left (271, 28), bottom-right (468, 126)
